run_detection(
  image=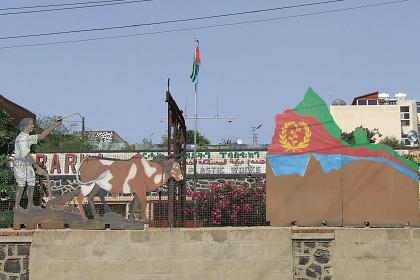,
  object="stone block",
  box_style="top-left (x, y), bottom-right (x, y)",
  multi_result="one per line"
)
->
top-left (88, 244), bottom-right (124, 259)
top-left (264, 242), bottom-right (291, 258)
top-left (8, 245), bottom-right (16, 256)
top-left (227, 228), bottom-right (268, 244)
top-left (384, 258), bottom-right (413, 272)
top-left (150, 229), bottom-right (184, 244)
top-left (267, 229), bottom-right (292, 244)
top-left (168, 259), bottom-right (202, 274)
top-left (149, 259), bottom-right (172, 273)
top-left (20, 272), bottom-right (29, 280)
top-left (17, 245), bottom-right (30, 256)
top-left (239, 244), bottom-right (266, 257)
top-left (184, 231), bottom-right (203, 242)
top-left (210, 230), bottom-right (228, 243)
top-left (22, 258), bottom-right (28, 271)
top-left (225, 271), bottom-right (286, 280)
top-left (386, 229), bottom-right (410, 241)
top-left (28, 260), bottom-right (50, 275)
top-left (103, 230), bottom-right (130, 245)
top-left (4, 259), bottom-right (20, 273)
top-left (46, 260), bottom-right (76, 274)
top-left (117, 244), bottom-right (151, 260)
top-left (30, 245), bottom-right (63, 260)
top-left (0, 246), bottom-right (5, 260)
top-left (130, 231), bottom-right (151, 243)
top-left (60, 246), bottom-right (87, 260)
top-left (164, 245), bottom-right (189, 259)
top-left (126, 259), bottom-right (150, 273)
top-left (412, 229), bottom-right (420, 240)
top-left (188, 244), bottom-right (227, 259)
top-left (176, 260), bottom-right (226, 275)
top-left (334, 242), bottom-right (400, 258)
top-left (277, 257), bottom-right (293, 274)
top-left (33, 230), bottom-right (104, 246)
top-left (184, 273), bottom-right (222, 280)
top-left (83, 260), bottom-right (127, 274)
